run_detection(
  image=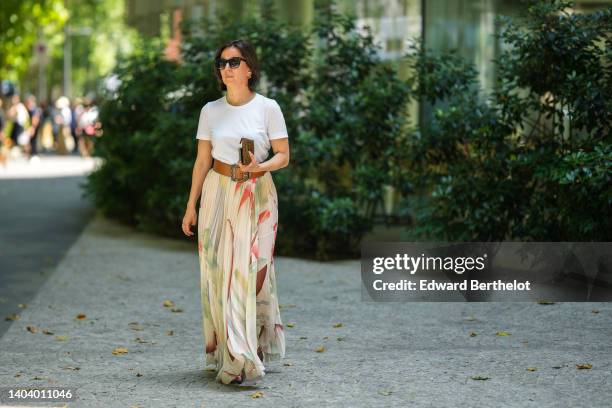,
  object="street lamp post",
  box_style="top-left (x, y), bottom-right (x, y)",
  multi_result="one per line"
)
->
top-left (63, 23), bottom-right (92, 99)
top-left (63, 22), bottom-right (71, 98)
top-left (36, 27), bottom-right (48, 103)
